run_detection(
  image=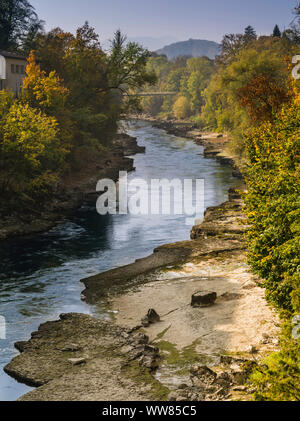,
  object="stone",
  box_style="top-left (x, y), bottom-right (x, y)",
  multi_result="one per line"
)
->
top-left (68, 358), bottom-right (86, 366)
top-left (176, 396), bottom-right (189, 402)
top-left (220, 292), bottom-right (242, 301)
top-left (141, 309), bottom-right (160, 327)
top-left (247, 345), bottom-right (258, 354)
top-left (220, 355), bottom-right (247, 366)
top-left (140, 355), bottom-right (159, 370)
top-left (15, 341), bottom-right (28, 353)
top-left (217, 371), bottom-right (233, 383)
top-left (147, 309), bottom-right (160, 323)
top-left (129, 344), bottom-right (160, 371)
top-left (141, 317), bottom-right (150, 327)
top-left (60, 343), bottom-right (81, 352)
top-left (233, 385), bottom-right (248, 392)
top-left (190, 365), bottom-right (217, 387)
top-left (168, 392), bottom-right (178, 401)
top-left (191, 291), bottom-right (217, 308)
top-left (230, 369), bottom-right (247, 385)
top-left (131, 333), bottom-right (149, 345)
top-left (178, 383), bottom-right (188, 390)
